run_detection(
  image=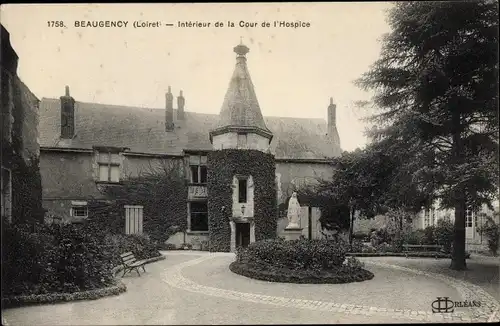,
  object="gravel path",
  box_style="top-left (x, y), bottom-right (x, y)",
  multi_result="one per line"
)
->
top-left (2, 251), bottom-right (498, 325)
